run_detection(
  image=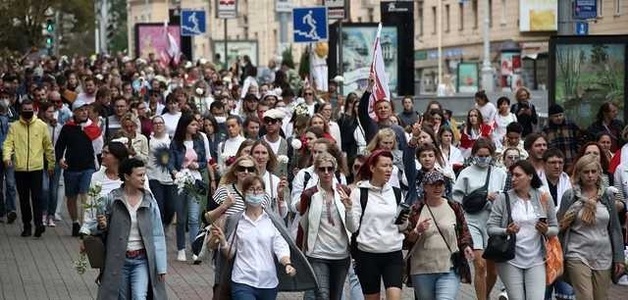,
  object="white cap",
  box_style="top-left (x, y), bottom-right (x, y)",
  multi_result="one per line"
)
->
top-left (263, 108), bottom-right (285, 120)
top-left (72, 100), bottom-right (88, 111)
top-left (333, 75), bottom-right (344, 83)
